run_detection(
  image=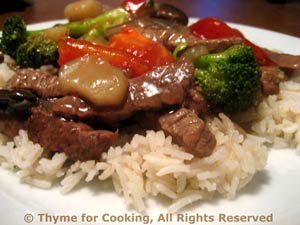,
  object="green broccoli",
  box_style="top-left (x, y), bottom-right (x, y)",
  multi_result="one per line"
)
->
top-left (194, 44), bottom-right (261, 113)
top-left (0, 7), bottom-right (129, 68)
top-left (0, 16), bottom-right (59, 68)
top-left (15, 36), bottom-right (58, 68)
top-left (0, 16), bottom-right (27, 58)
